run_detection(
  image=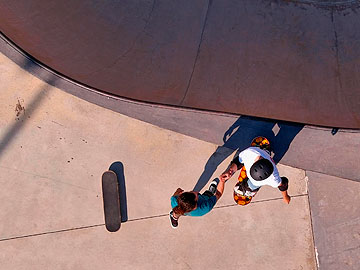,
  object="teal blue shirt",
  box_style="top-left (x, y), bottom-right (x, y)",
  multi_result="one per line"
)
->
top-left (171, 194), bottom-right (217, 216)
